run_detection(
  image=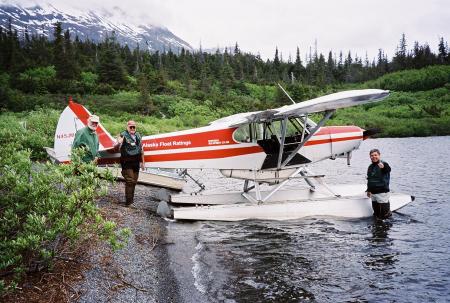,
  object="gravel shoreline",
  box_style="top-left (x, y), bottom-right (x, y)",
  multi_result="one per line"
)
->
top-left (74, 183), bottom-right (182, 303)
